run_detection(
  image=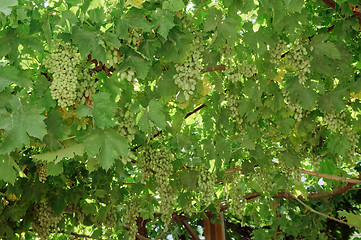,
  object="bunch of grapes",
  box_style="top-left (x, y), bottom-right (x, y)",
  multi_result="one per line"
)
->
top-left (124, 197), bottom-right (139, 239)
top-left (222, 46), bottom-right (242, 84)
top-left (323, 111), bottom-right (359, 161)
top-left (116, 103), bottom-right (137, 143)
top-left (43, 40), bottom-right (82, 108)
top-left (282, 90), bottom-right (304, 122)
top-left (229, 184), bottom-right (246, 220)
top-left (173, 38), bottom-right (203, 101)
top-left (197, 164), bottom-right (216, 206)
top-left (36, 163), bottom-right (48, 183)
top-left (106, 48), bottom-right (121, 67)
top-left (119, 69), bottom-right (136, 82)
top-left (270, 40), bottom-right (288, 65)
top-left (137, 146), bottom-right (176, 223)
top-left (287, 41), bottom-right (311, 84)
top-left (227, 93), bottom-right (243, 124)
top-left (240, 61), bottom-right (257, 78)
top-left (127, 28), bottom-right (143, 48)
top-left (76, 67), bottom-right (98, 104)
top-left (278, 161), bottom-right (301, 183)
top-left (32, 201), bottom-right (62, 239)
top-left (253, 167), bottom-right (272, 193)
